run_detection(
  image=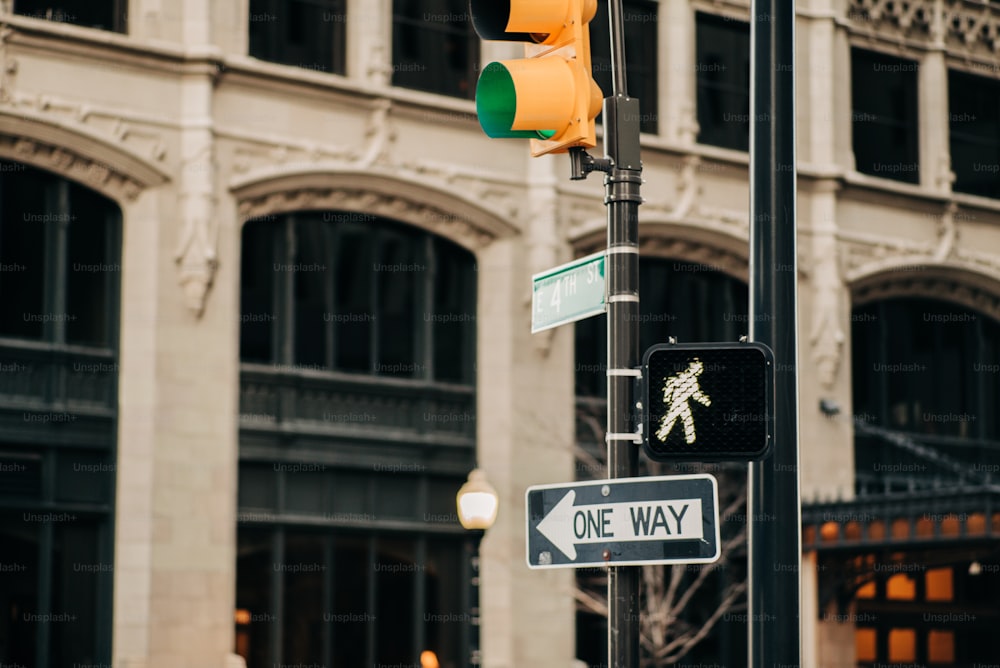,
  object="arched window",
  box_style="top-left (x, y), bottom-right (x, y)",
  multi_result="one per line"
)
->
top-left (0, 160), bottom-right (121, 667)
top-left (575, 258), bottom-right (748, 397)
top-left (852, 297), bottom-right (1000, 490)
top-left (236, 211), bottom-right (478, 668)
top-left (573, 257), bottom-right (749, 668)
